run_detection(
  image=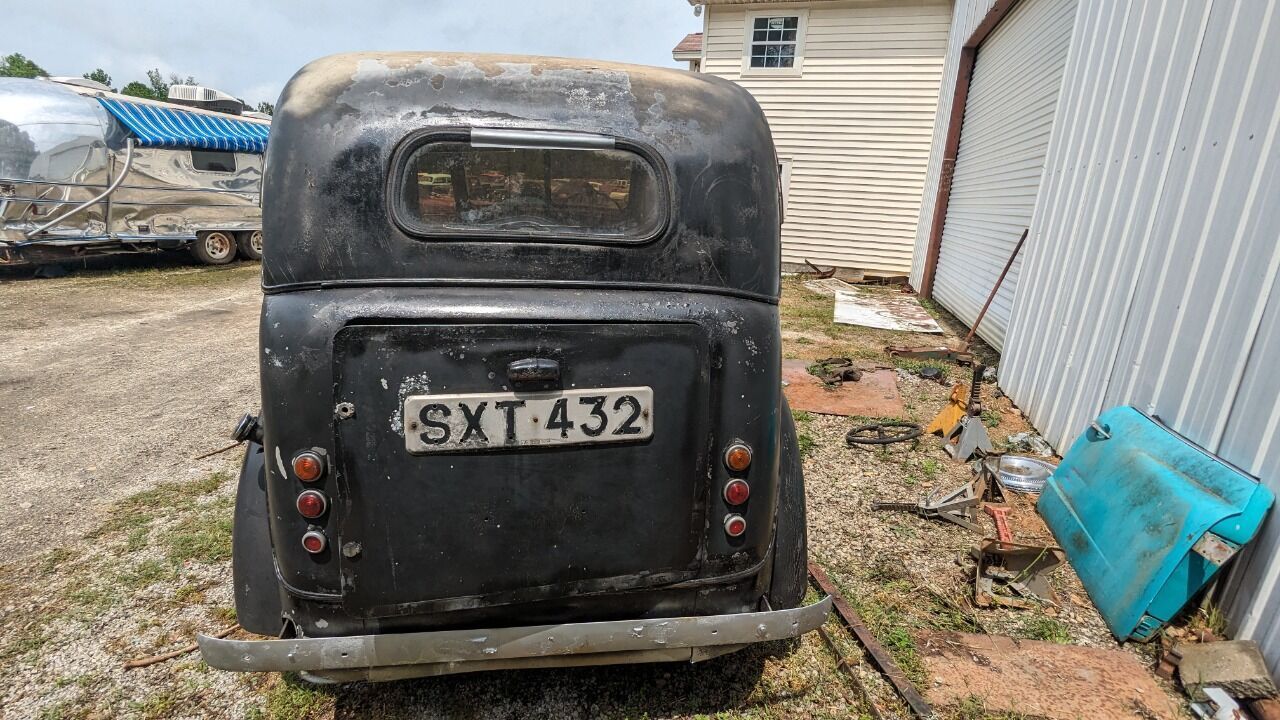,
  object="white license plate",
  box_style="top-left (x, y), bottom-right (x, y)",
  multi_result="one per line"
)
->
top-left (403, 386), bottom-right (654, 454)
